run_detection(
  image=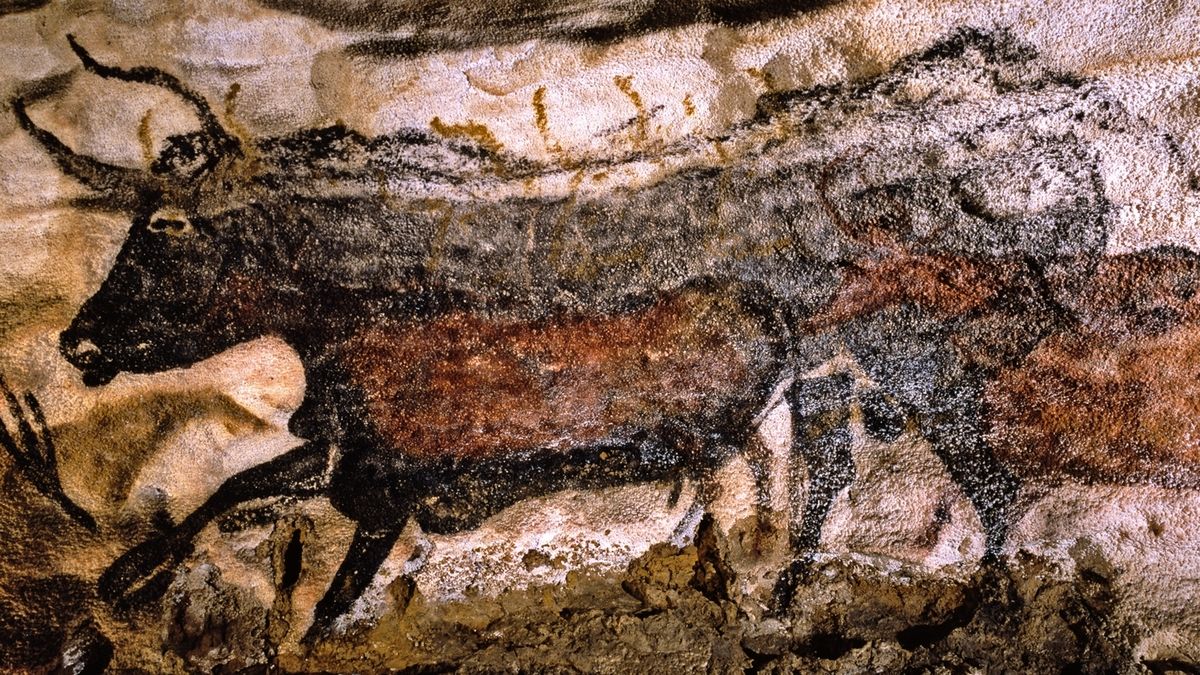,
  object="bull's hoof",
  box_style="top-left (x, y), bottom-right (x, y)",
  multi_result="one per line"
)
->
top-left (768, 557), bottom-right (814, 617)
top-left (98, 535), bottom-right (192, 605)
